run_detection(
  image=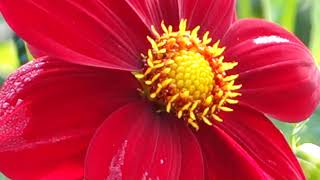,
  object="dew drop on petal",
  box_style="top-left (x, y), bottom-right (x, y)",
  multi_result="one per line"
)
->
top-left (0, 60), bottom-right (46, 150)
top-left (160, 159), bottom-right (164, 165)
top-left (253, 35), bottom-right (289, 44)
top-left (106, 140), bottom-right (128, 180)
